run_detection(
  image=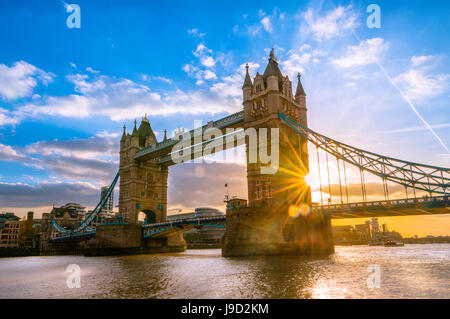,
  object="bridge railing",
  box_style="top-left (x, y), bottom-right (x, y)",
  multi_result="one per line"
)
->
top-left (319, 195), bottom-right (449, 211)
top-left (135, 111), bottom-right (245, 160)
top-left (142, 215), bottom-right (226, 228)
